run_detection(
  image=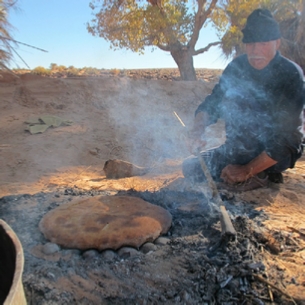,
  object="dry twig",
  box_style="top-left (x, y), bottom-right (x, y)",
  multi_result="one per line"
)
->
top-left (287, 226), bottom-right (305, 238)
top-left (260, 247), bottom-right (274, 303)
top-left (253, 274), bottom-right (297, 305)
